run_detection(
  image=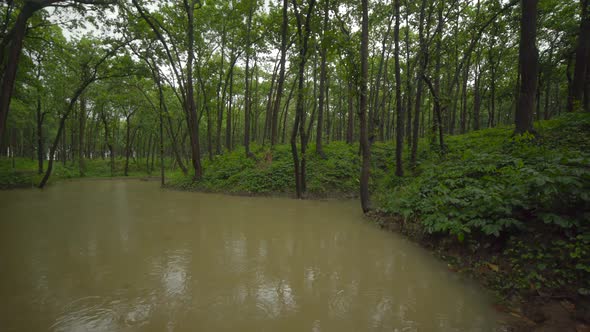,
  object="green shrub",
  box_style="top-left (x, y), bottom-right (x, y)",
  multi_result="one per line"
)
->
top-left (377, 113), bottom-right (590, 240)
